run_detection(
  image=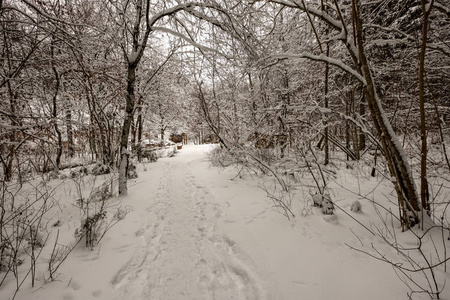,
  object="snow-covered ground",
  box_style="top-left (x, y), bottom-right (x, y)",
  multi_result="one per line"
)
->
top-left (2, 144), bottom-right (449, 300)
